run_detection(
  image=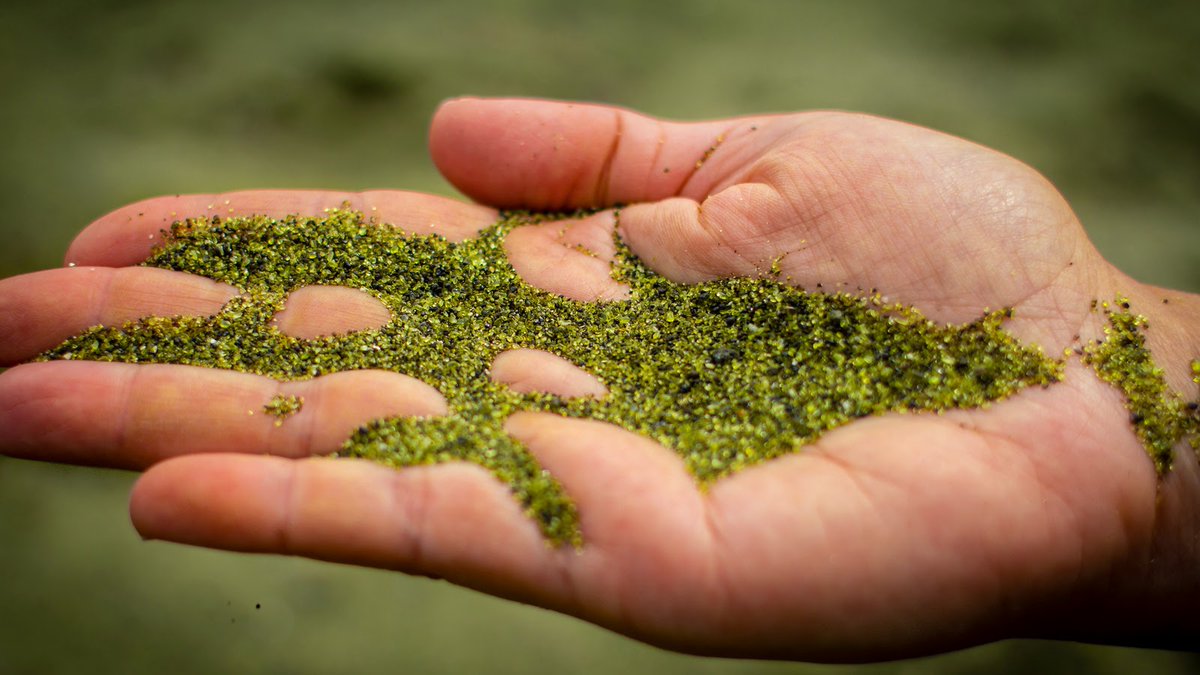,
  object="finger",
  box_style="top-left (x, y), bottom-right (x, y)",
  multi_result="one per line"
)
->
top-left (489, 349), bottom-right (608, 399)
top-left (0, 362), bottom-right (446, 468)
top-left (130, 454), bottom-right (569, 608)
top-left (0, 266), bottom-right (237, 366)
top-left (430, 97), bottom-right (780, 210)
top-left (502, 412), bottom-right (725, 639)
top-left (502, 210), bottom-right (630, 302)
top-left (66, 190), bottom-right (499, 268)
top-left (272, 285), bottom-right (392, 340)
